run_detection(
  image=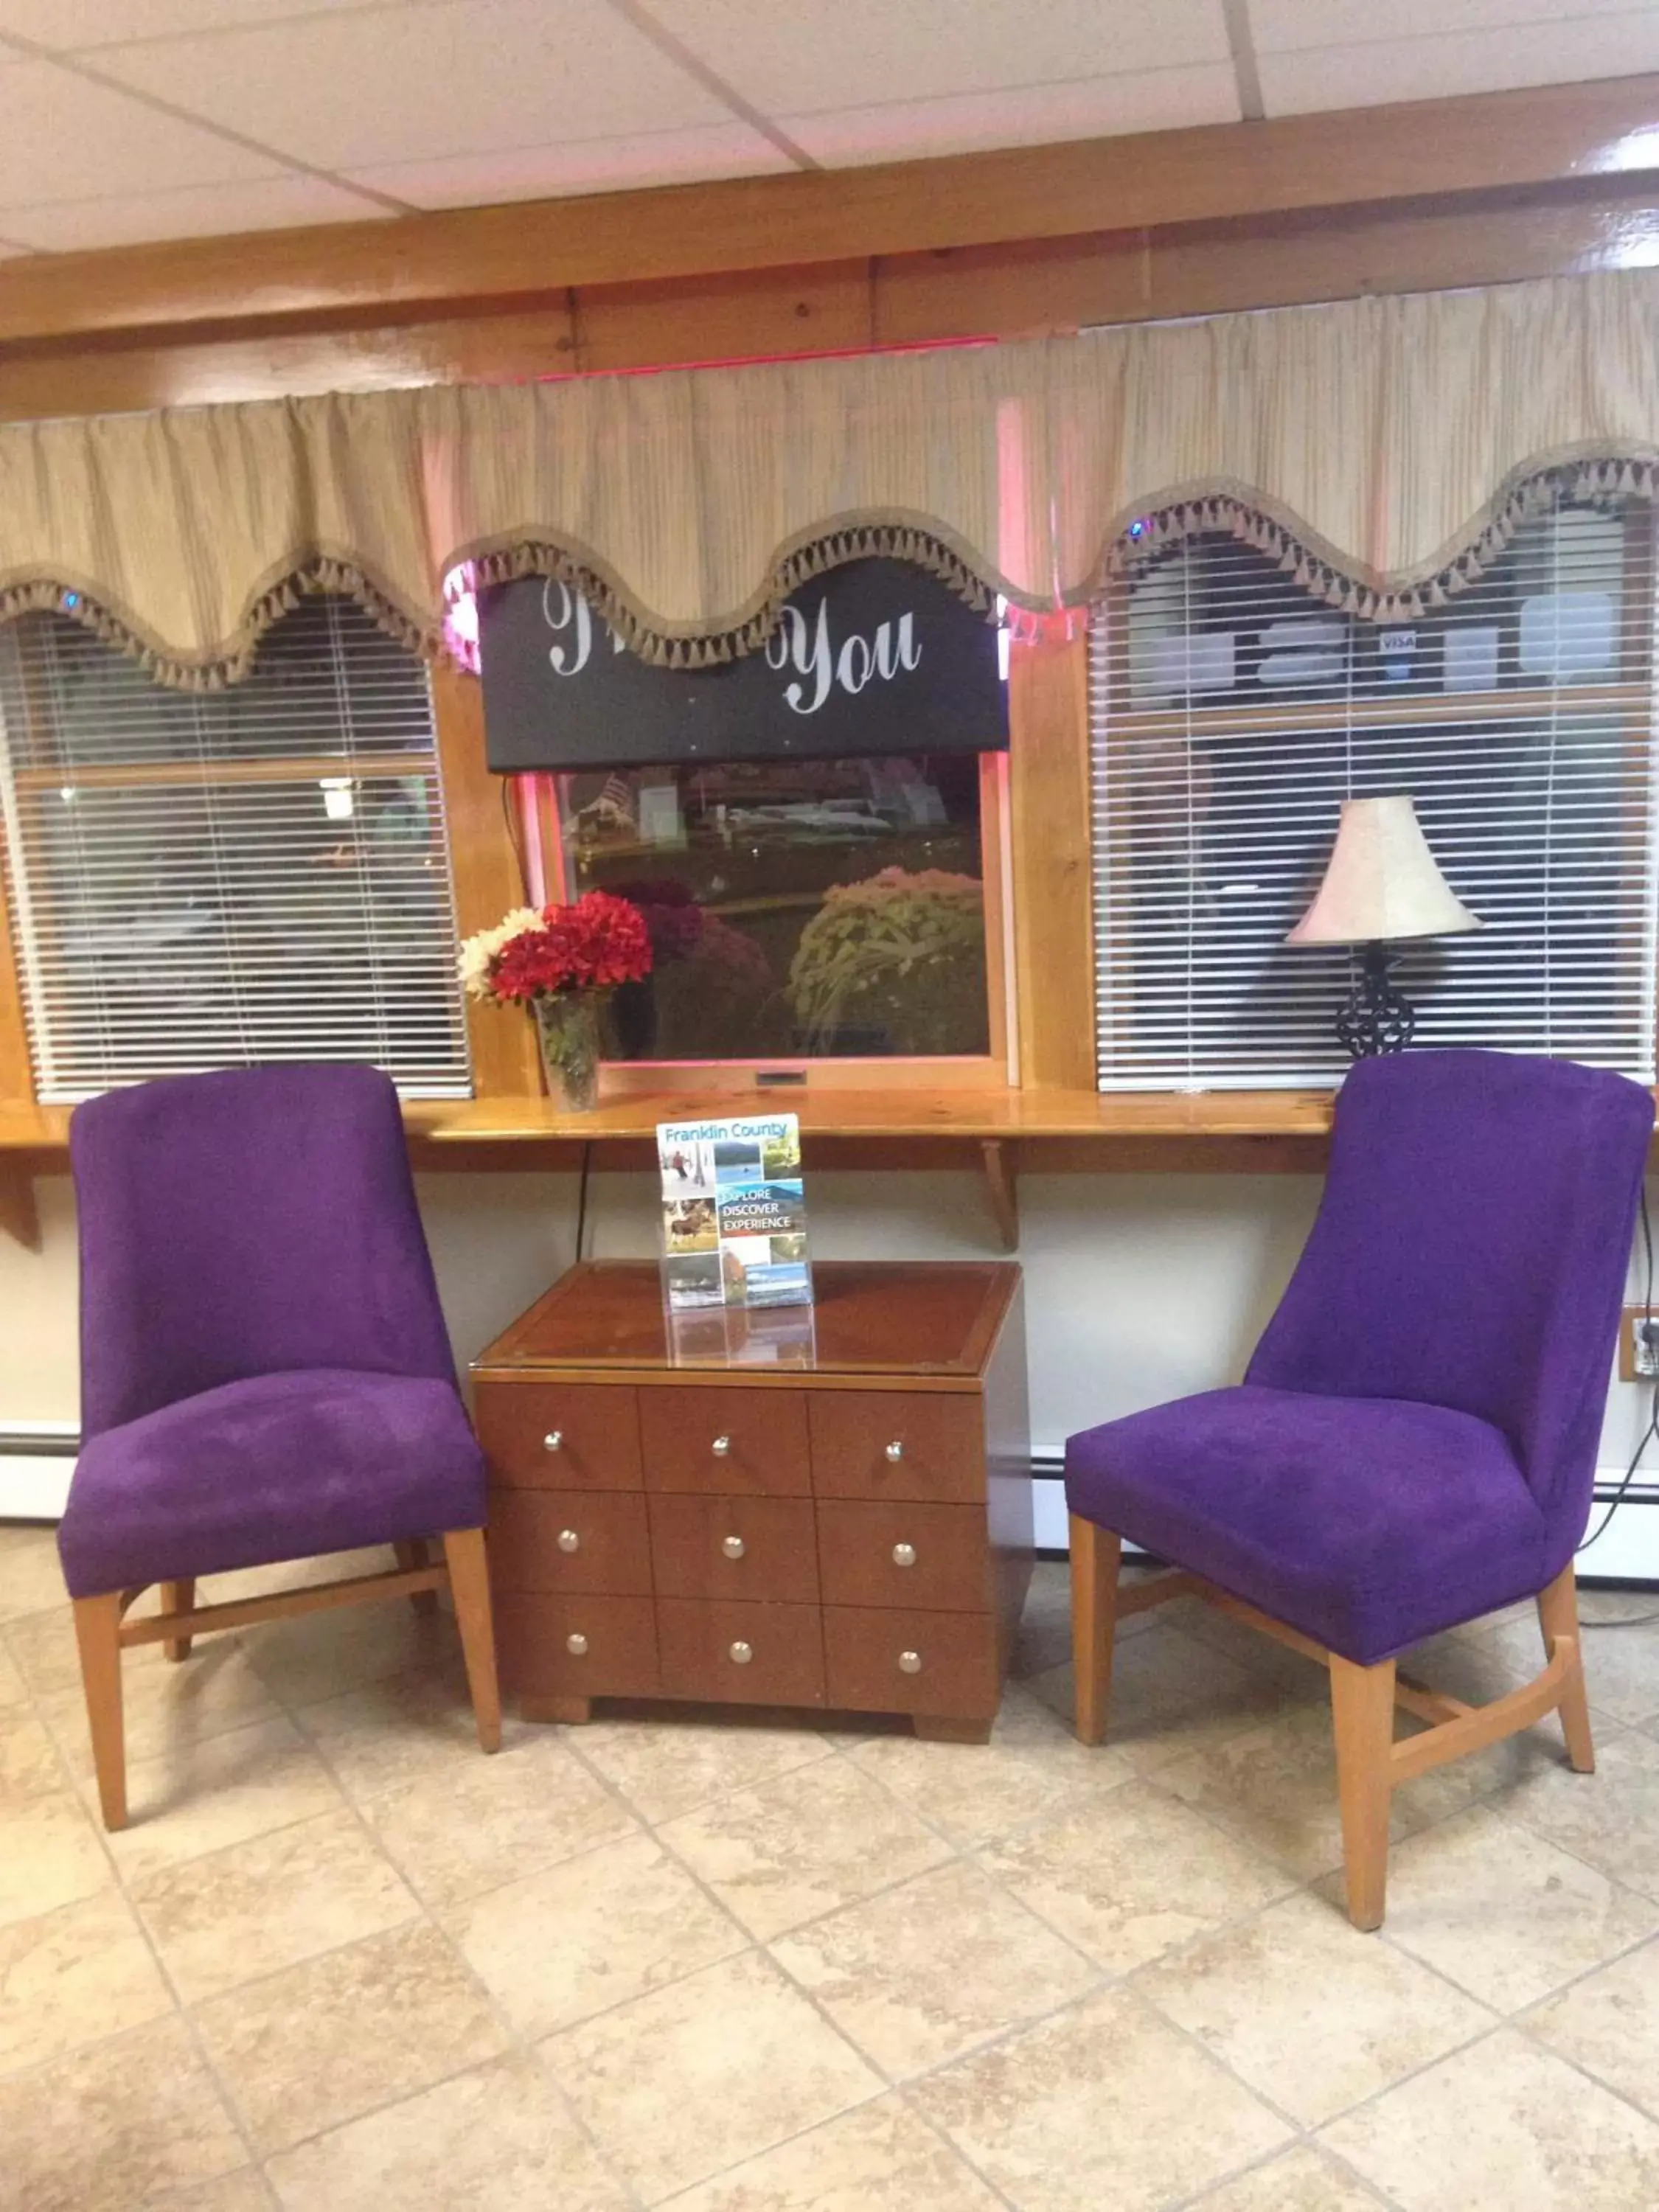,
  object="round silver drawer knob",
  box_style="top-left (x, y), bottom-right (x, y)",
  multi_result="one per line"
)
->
top-left (891, 1541), bottom-right (917, 1568)
top-left (566, 1632), bottom-right (588, 1657)
top-left (729, 1640), bottom-right (754, 1666)
top-left (722, 1534), bottom-right (746, 1560)
top-left (885, 1440), bottom-right (905, 1461)
top-left (712, 1435), bottom-right (732, 1457)
top-left (543, 1430), bottom-right (563, 1453)
top-left (898, 1649), bottom-right (922, 1674)
top-left (557, 1528), bottom-right (580, 1554)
